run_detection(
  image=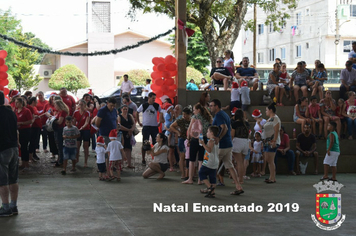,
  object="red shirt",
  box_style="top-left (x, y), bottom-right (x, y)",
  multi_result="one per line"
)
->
top-left (278, 133), bottom-right (290, 150)
top-left (29, 105), bottom-right (42, 128)
top-left (92, 107), bottom-right (98, 118)
top-left (36, 99), bottom-right (48, 112)
top-left (55, 110), bottom-right (68, 128)
top-left (308, 104), bottom-right (320, 118)
top-left (73, 110), bottom-right (91, 130)
top-left (42, 103), bottom-right (56, 126)
top-left (15, 107), bottom-right (32, 129)
top-left (60, 95), bottom-right (76, 115)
